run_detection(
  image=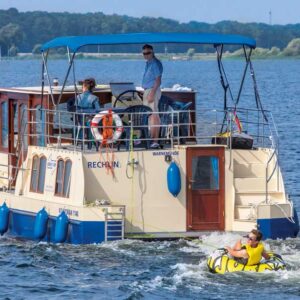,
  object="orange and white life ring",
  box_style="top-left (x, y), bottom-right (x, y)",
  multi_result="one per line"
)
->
top-left (90, 110), bottom-right (123, 144)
